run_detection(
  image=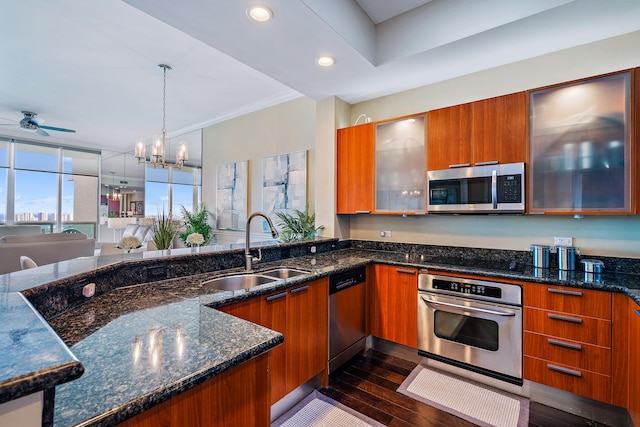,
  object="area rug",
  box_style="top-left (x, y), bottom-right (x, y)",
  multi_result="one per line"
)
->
top-left (272, 390), bottom-right (385, 427)
top-left (397, 365), bottom-right (529, 427)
